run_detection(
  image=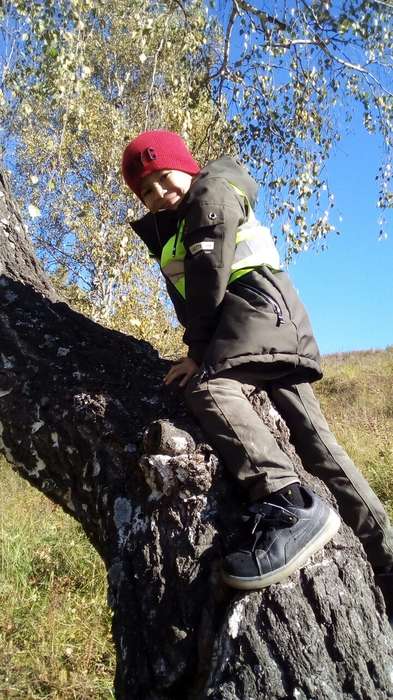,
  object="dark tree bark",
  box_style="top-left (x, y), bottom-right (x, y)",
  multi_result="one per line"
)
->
top-left (1, 165), bottom-right (393, 700)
